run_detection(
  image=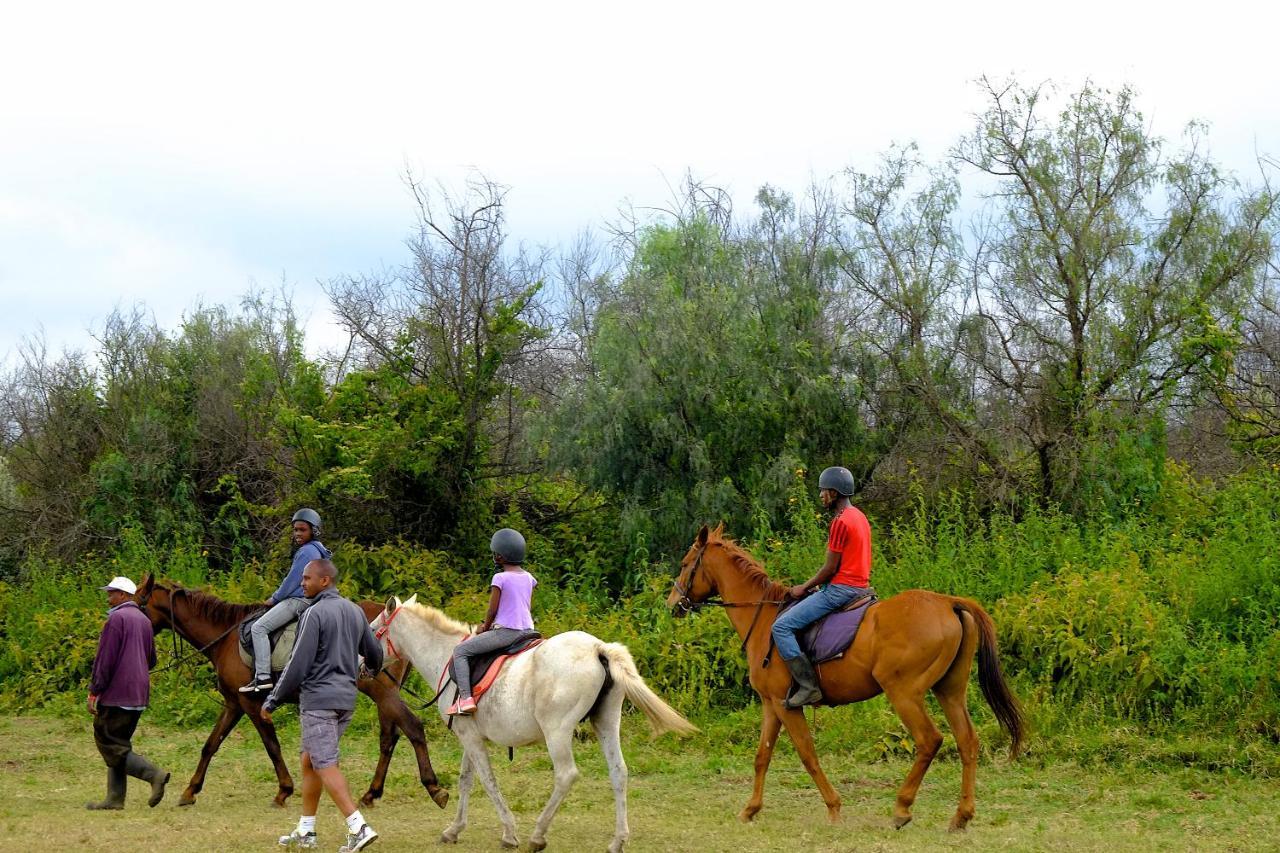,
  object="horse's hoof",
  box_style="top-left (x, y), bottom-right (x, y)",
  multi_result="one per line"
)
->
top-left (893, 814), bottom-right (912, 830)
top-left (430, 787), bottom-right (450, 809)
top-left (948, 815), bottom-right (972, 833)
top-left (360, 792), bottom-right (377, 807)
top-left (178, 796), bottom-right (196, 807)
top-left (440, 831), bottom-right (458, 844)
top-left (529, 839), bottom-right (547, 852)
top-left (500, 838), bottom-right (519, 849)
top-left (826, 808), bottom-right (841, 826)
top-left (737, 806), bottom-right (760, 823)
